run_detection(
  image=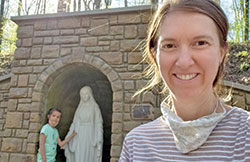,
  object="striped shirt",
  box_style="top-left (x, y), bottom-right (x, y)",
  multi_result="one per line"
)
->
top-left (119, 107), bottom-right (250, 162)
